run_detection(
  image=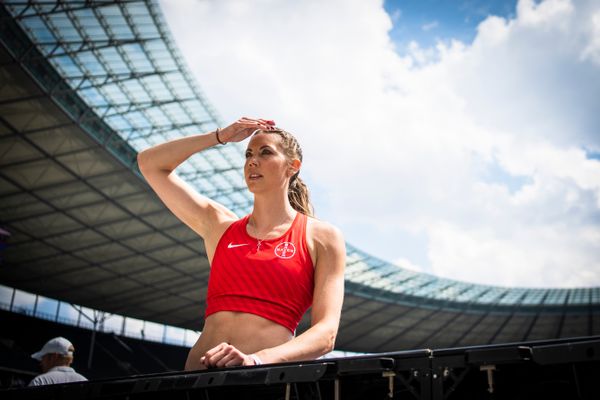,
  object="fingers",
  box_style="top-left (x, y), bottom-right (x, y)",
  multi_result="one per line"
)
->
top-left (220, 352), bottom-right (242, 367)
top-left (238, 117), bottom-right (277, 131)
top-left (202, 342), bottom-right (228, 366)
top-left (239, 117), bottom-right (274, 124)
top-left (219, 117), bottom-right (278, 144)
top-left (202, 342), bottom-right (246, 368)
top-left (257, 118), bottom-right (276, 126)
